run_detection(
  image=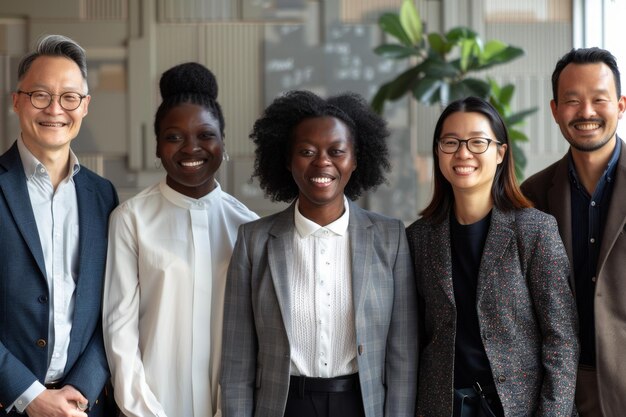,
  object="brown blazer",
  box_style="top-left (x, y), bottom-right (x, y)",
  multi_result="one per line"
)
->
top-left (522, 140), bottom-right (626, 417)
top-left (406, 207), bottom-right (578, 417)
